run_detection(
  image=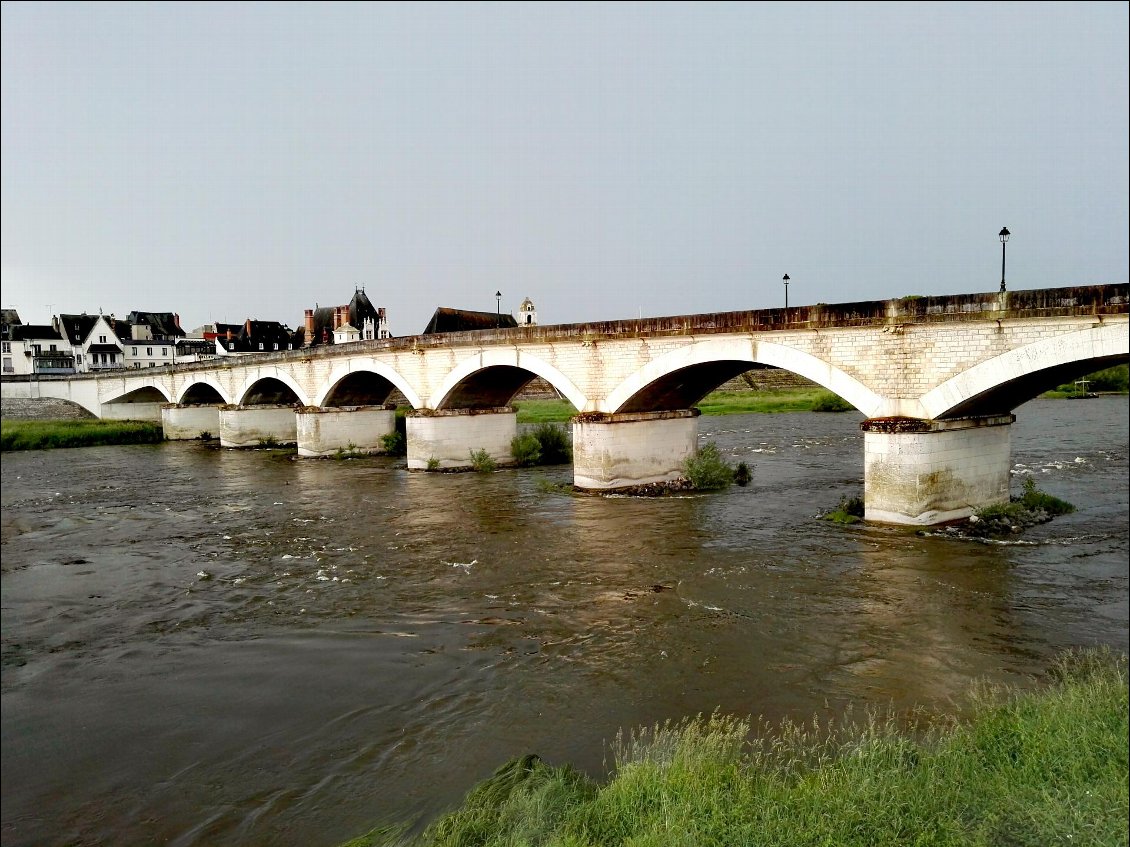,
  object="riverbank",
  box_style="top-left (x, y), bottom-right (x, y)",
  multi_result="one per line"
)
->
top-left (515, 388), bottom-right (855, 423)
top-left (0, 419), bottom-right (164, 451)
top-left (342, 649), bottom-right (1128, 847)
